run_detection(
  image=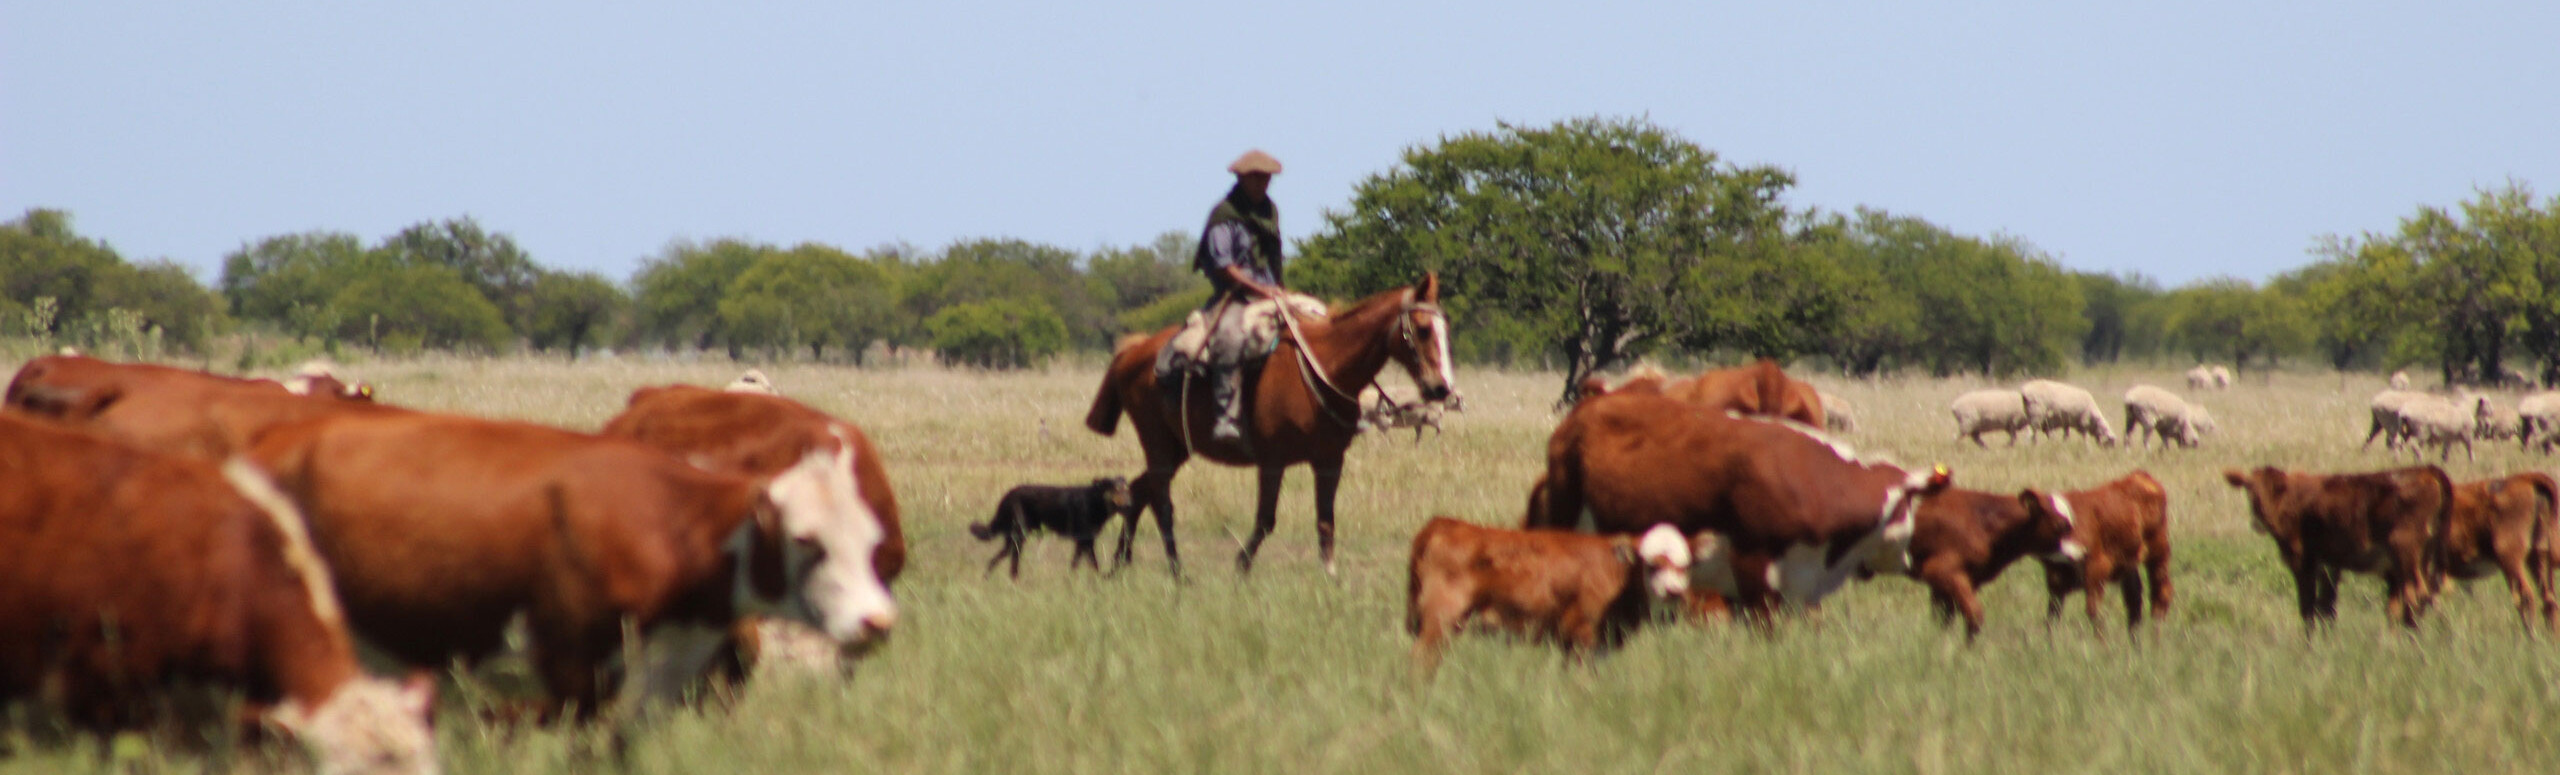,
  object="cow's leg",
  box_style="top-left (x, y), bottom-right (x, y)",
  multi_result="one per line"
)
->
top-left (1237, 463), bottom-right (1286, 574)
top-left (1921, 560), bottom-right (1984, 641)
top-left (1927, 588), bottom-right (1957, 627)
top-left (1313, 461), bottom-right (1345, 577)
top-left (1729, 554), bottom-right (1781, 630)
top-left (2498, 551), bottom-right (2536, 634)
top-left (2116, 569), bottom-right (2146, 633)
top-left (2288, 559), bottom-right (2325, 634)
top-left (2040, 561), bottom-right (2073, 625)
top-left (2147, 541), bottom-right (2175, 620)
top-left (2079, 556), bottom-right (2117, 640)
